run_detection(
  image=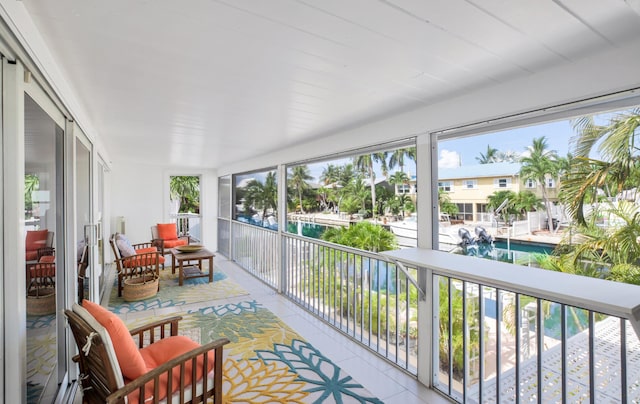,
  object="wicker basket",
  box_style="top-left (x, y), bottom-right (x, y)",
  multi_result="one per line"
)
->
top-left (123, 274), bottom-right (159, 302)
top-left (27, 287), bottom-right (56, 315)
